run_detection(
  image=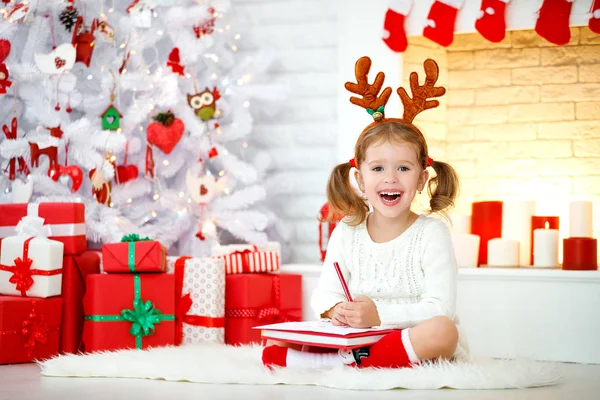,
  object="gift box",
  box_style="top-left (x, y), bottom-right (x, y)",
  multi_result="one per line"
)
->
top-left (212, 242), bottom-right (281, 275)
top-left (0, 296), bottom-right (62, 364)
top-left (82, 273), bottom-right (175, 352)
top-left (102, 234), bottom-right (167, 273)
top-left (0, 203), bottom-right (86, 255)
top-left (0, 232), bottom-right (64, 298)
top-left (225, 273), bottom-right (302, 345)
top-left (60, 251), bottom-right (101, 354)
top-left (168, 256), bottom-right (225, 345)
